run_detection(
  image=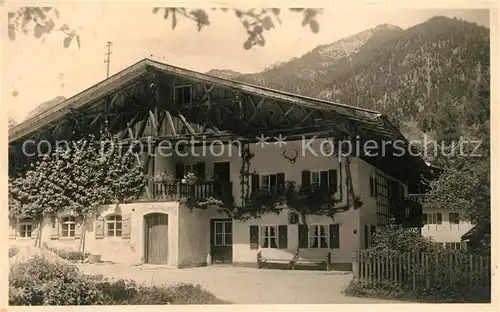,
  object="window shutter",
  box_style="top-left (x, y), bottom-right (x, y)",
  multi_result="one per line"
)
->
top-left (270, 174), bottom-right (277, 188)
top-left (328, 169), bottom-right (338, 194)
top-left (94, 217), bottom-right (105, 239)
top-left (50, 218), bottom-right (59, 240)
top-left (75, 216), bottom-right (83, 239)
top-left (422, 213), bottom-right (428, 224)
top-left (329, 224), bottom-right (340, 249)
top-left (276, 173), bottom-right (285, 188)
top-left (369, 177), bottom-right (374, 197)
top-left (9, 219), bottom-right (17, 239)
top-left (249, 225), bottom-right (259, 249)
top-left (195, 162), bottom-right (206, 181)
top-left (320, 171), bottom-right (329, 190)
top-left (301, 170), bottom-right (311, 187)
top-left (251, 174), bottom-right (260, 195)
top-left (298, 224), bottom-right (308, 248)
top-left (175, 163), bottom-right (184, 179)
top-left (437, 213), bottom-right (442, 224)
top-left (278, 225), bottom-right (288, 249)
top-left (122, 214), bottom-right (132, 239)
